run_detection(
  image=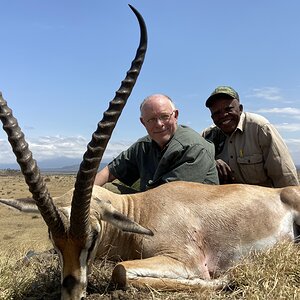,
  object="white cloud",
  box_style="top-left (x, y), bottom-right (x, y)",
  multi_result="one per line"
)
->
top-left (254, 107), bottom-right (300, 123)
top-left (0, 139), bottom-right (16, 163)
top-left (274, 123), bottom-right (300, 132)
top-left (0, 136), bottom-right (132, 165)
top-left (29, 135), bottom-right (87, 159)
top-left (256, 107), bottom-right (300, 115)
top-left (1, 134), bottom-right (300, 168)
top-left (248, 87), bottom-right (283, 101)
top-left (285, 139), bottom-right (300, 166)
